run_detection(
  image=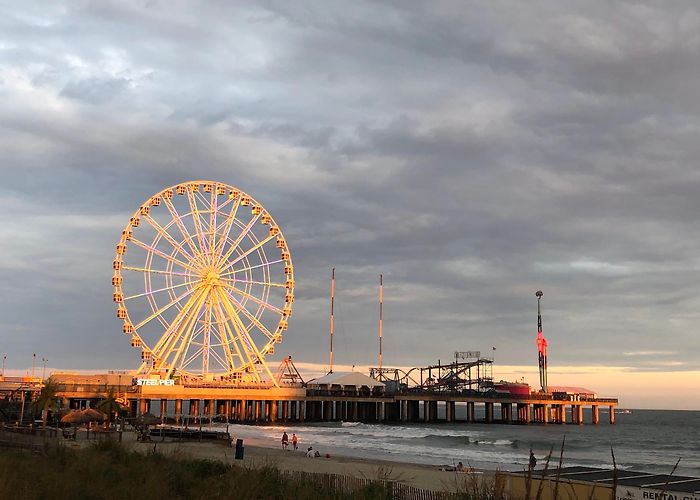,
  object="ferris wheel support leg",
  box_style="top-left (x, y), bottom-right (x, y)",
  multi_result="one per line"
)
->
top-left (217, 288), bottom-right (278, 387)
top-left (215, 289), bottom-right (260, 378)
top-left (165, 290), bottom-right (211, 378)
top-left (212, 298), bottom-right (246, 375)
top-left (149, 287), bottom-right (209, 371)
